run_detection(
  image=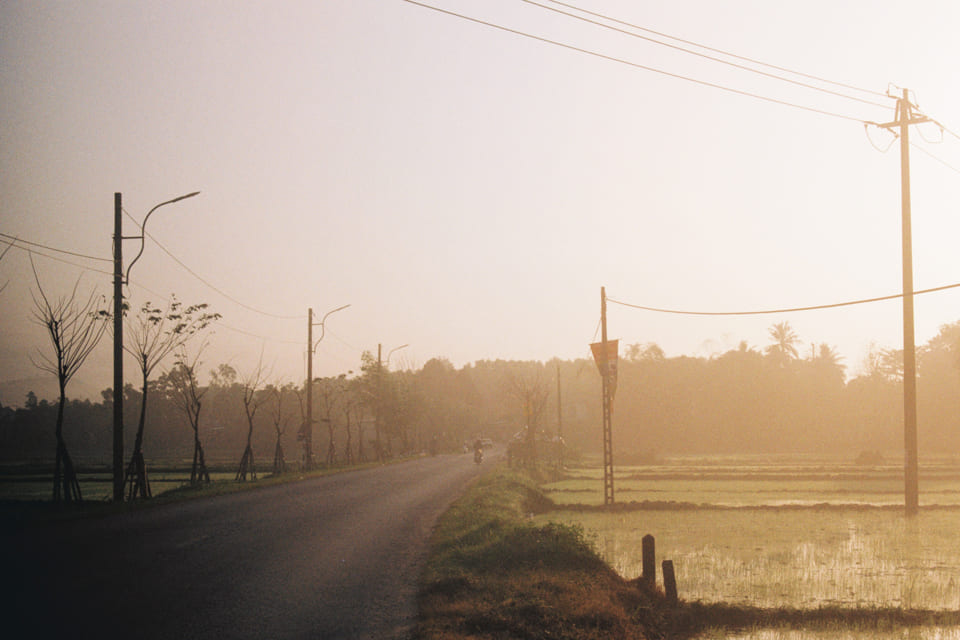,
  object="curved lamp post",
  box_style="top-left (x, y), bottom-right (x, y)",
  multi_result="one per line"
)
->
top-left (112, 191), bottom-right (200, 501)
top-left (375, 343), bottom-right (408, 459)
top-left (304, 304), bottom-right (350, 469)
